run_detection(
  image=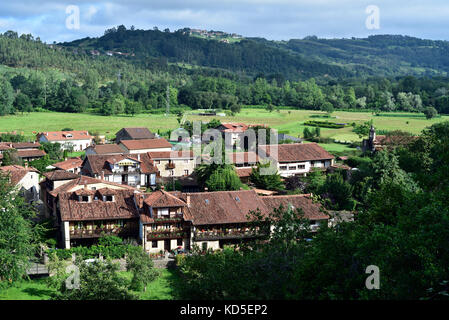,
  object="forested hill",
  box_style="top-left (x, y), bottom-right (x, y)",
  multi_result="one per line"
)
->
top-left (262, 35), bottom-right (449, 77)
top-left (61, 28), bottom-right (449, 79)
top-left (60, 27), bottom-right (350, 80)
